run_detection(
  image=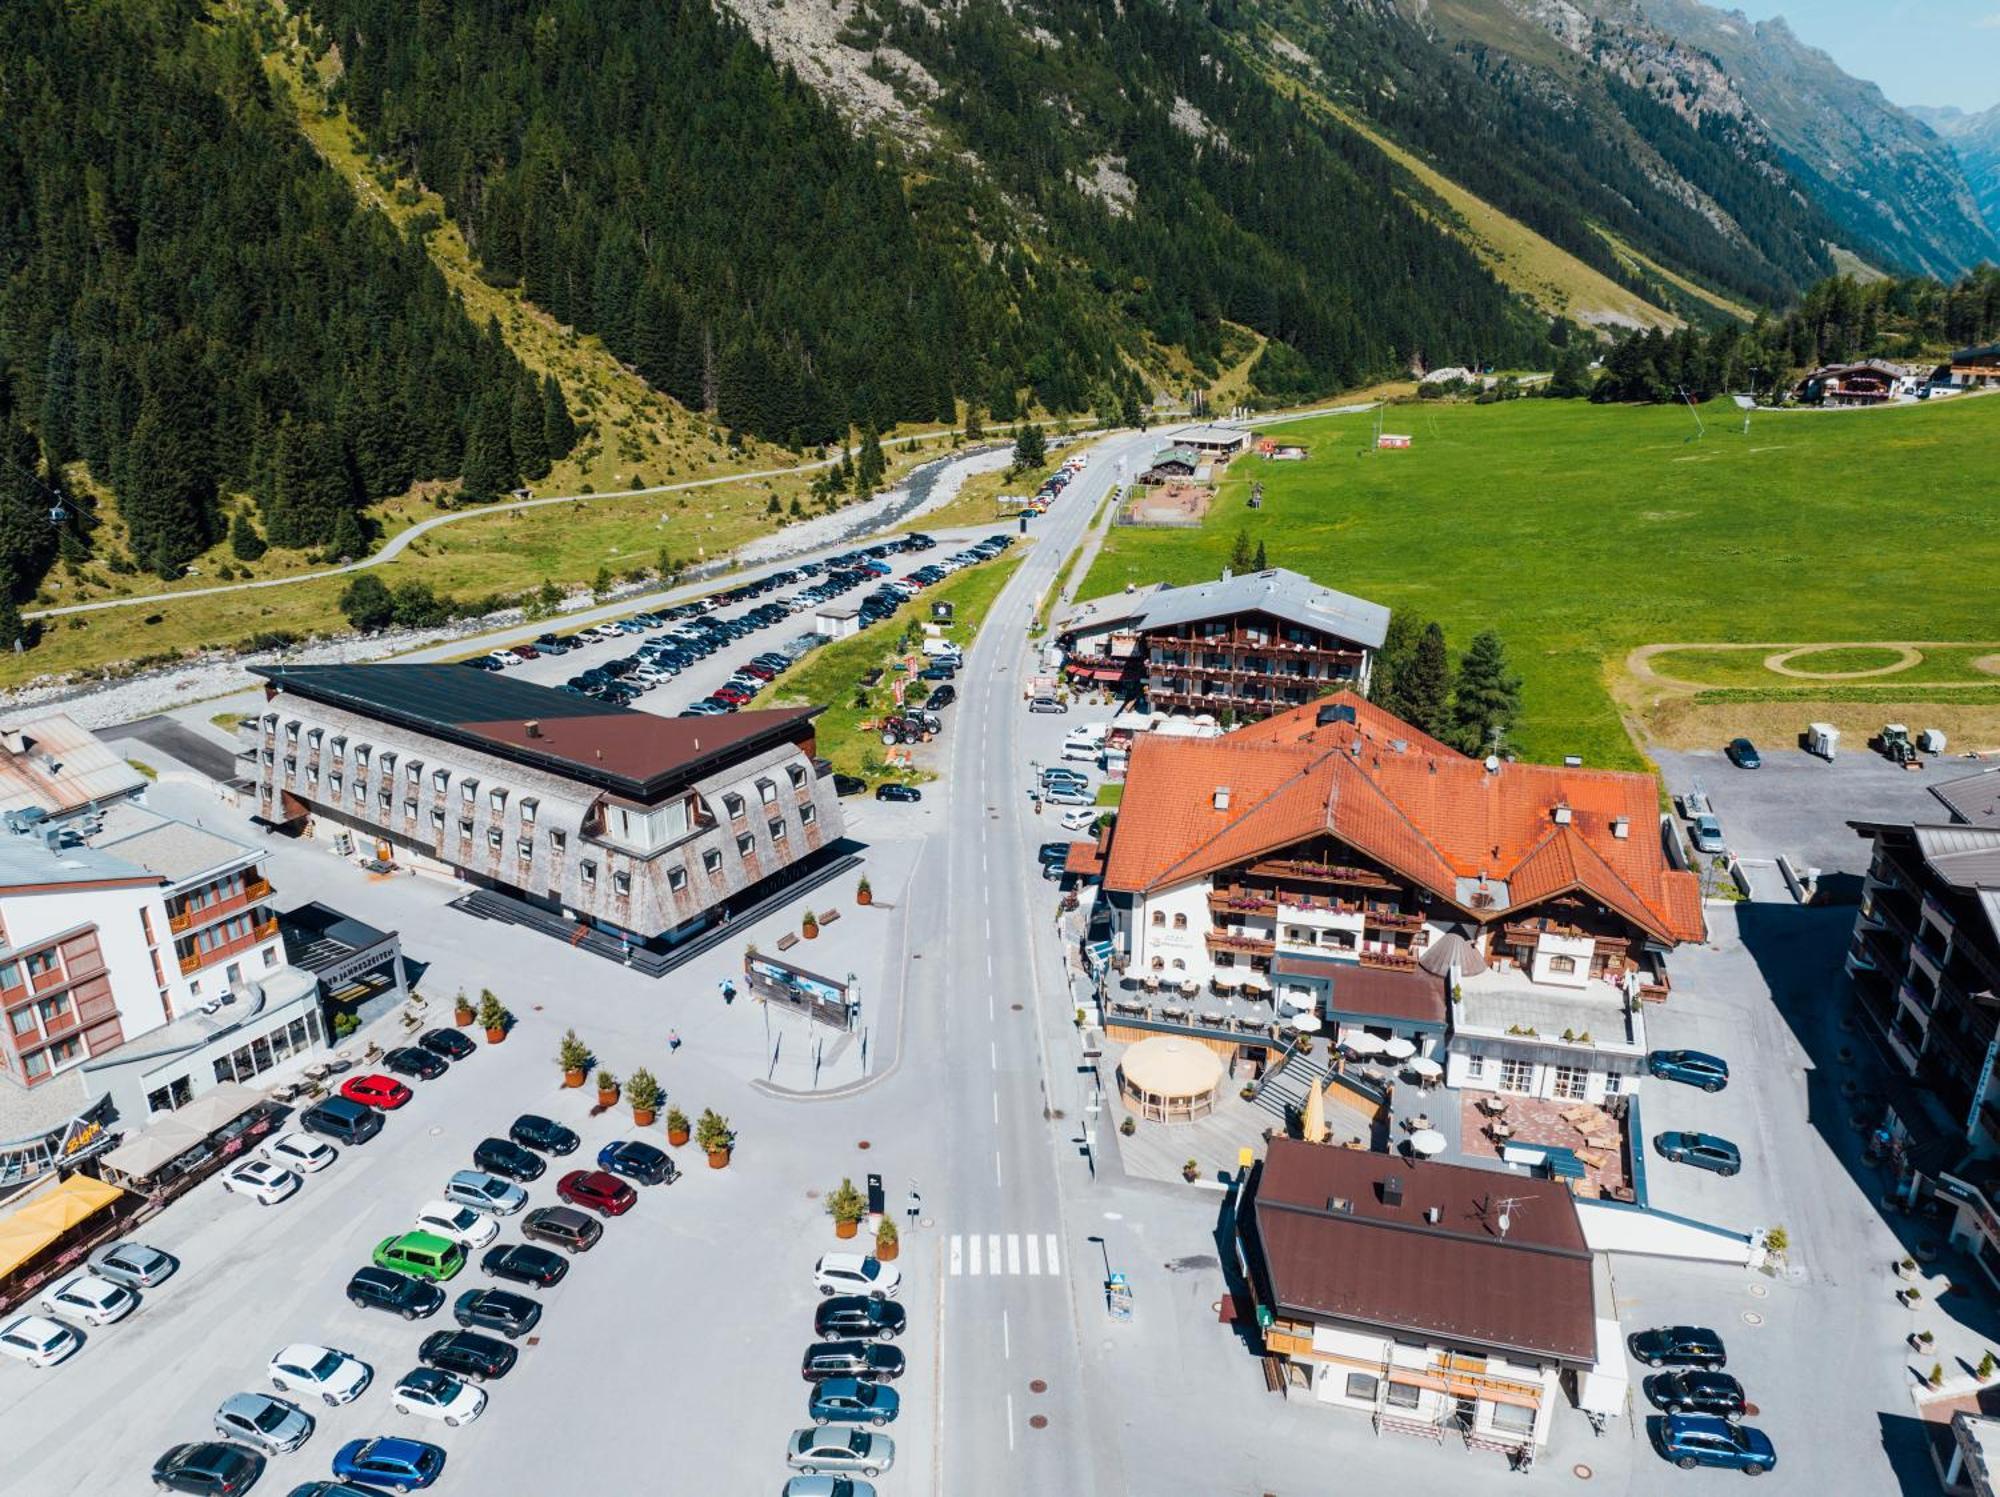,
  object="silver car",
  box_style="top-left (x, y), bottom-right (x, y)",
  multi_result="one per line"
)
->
top-left (786, 1427), bottom-right (895, 1478)
top-left (213, 1391), bottom-right (314, 1454)
top-left (87, 1240), bottom-right (177, 1289)
top-left (444, 1169), bottom-right (528, 1216)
